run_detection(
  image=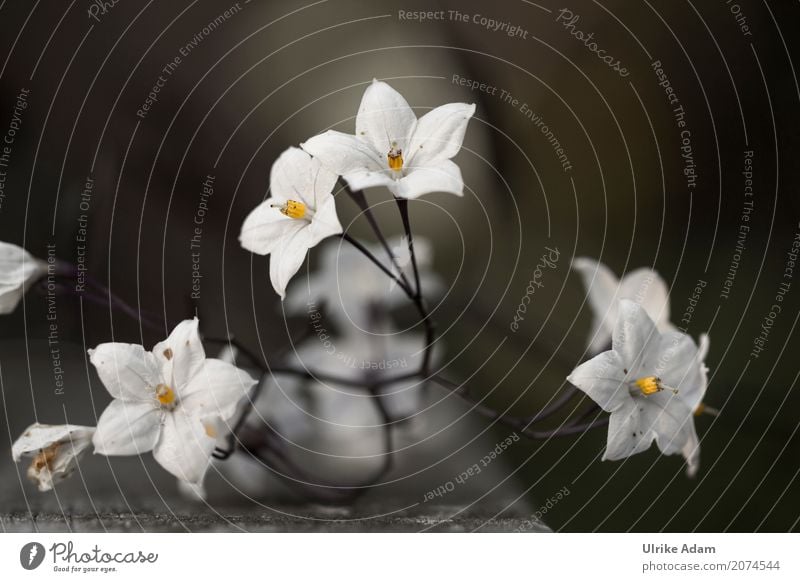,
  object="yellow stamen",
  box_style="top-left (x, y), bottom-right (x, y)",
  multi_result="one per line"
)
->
top-left (694, 402), bottom-right (719, 417)
top-left (272, 200), bottom-right (306, 219)
top-left (387, 143), bottom-right (403, 171)
top-left (156, 384), bottom-right (177, 406)
top-left (634, 376), bottom-right (663, 396)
